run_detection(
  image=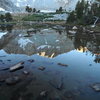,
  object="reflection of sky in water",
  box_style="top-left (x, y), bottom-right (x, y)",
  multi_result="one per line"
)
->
top-left (0, 28), bottom-right (99, 61)
top-left (0, 32), bottom-right (7, 39)
top-left (0, 27), bottom-right (100, 100)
